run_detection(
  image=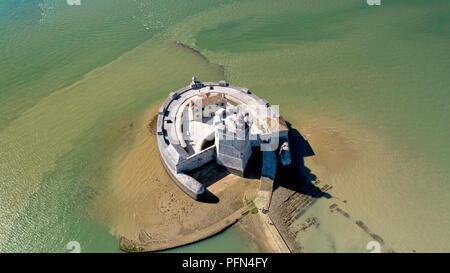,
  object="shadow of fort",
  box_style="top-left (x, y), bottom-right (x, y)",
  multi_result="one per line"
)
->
top-left (186, 162), bottom-right (226, 203)
top-left (186, 121), bottom-right (331, 203)
top-left (273, 122), bottom-right (331, 199)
